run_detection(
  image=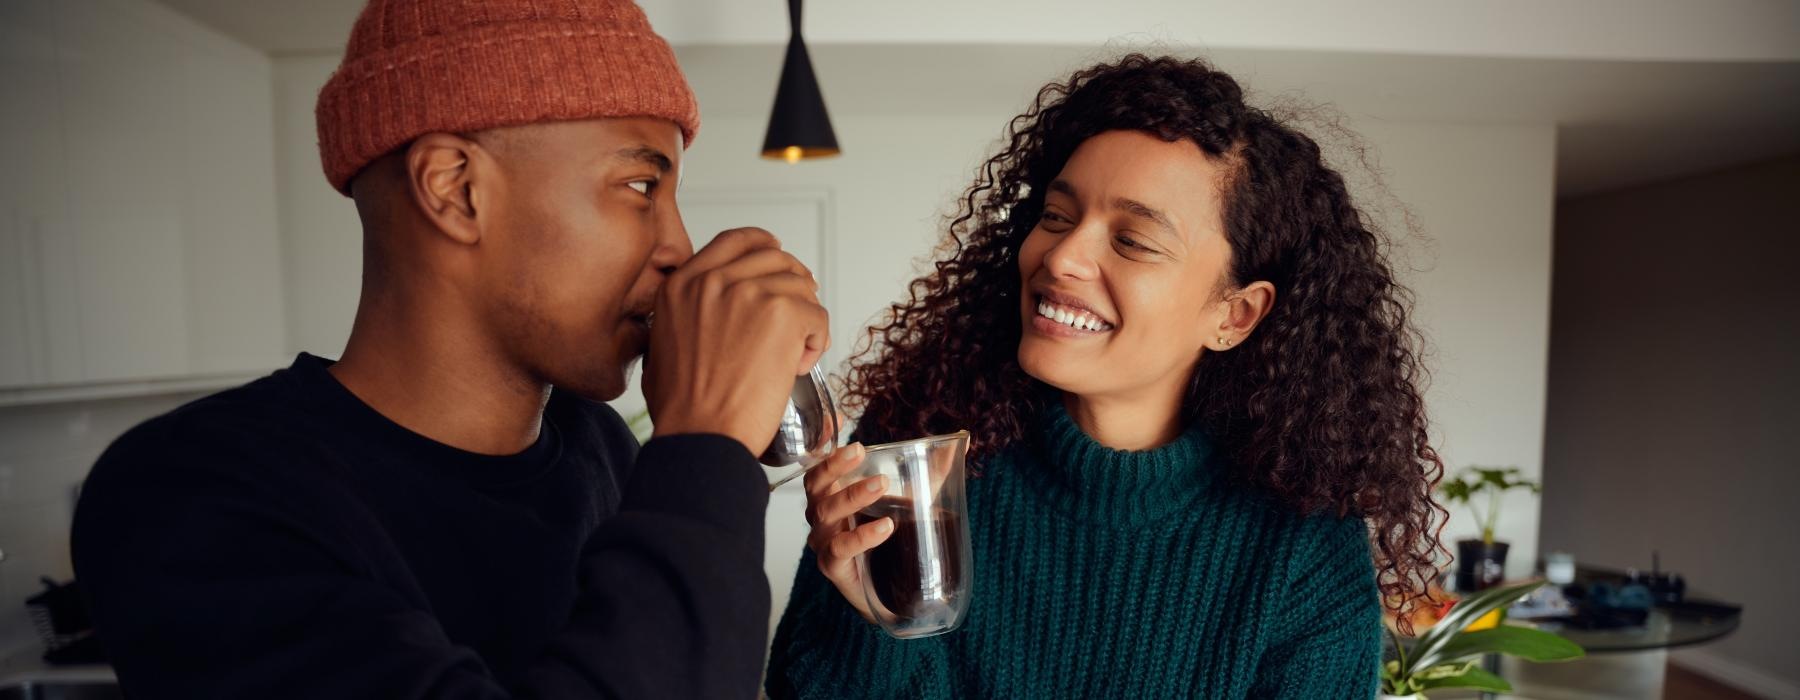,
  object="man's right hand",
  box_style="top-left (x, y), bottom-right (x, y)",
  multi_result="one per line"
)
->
top-left (642, 227), bottom-right (830, 456)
